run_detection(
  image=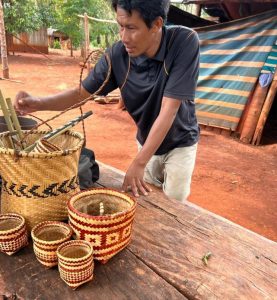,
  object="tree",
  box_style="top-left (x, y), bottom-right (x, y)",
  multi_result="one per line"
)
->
top-left (3, 0), bottom-right (56, 34)
top-left (53, 0), bottom-right (118, 50)
top-left (0, 0), bottom-right (9, 78)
